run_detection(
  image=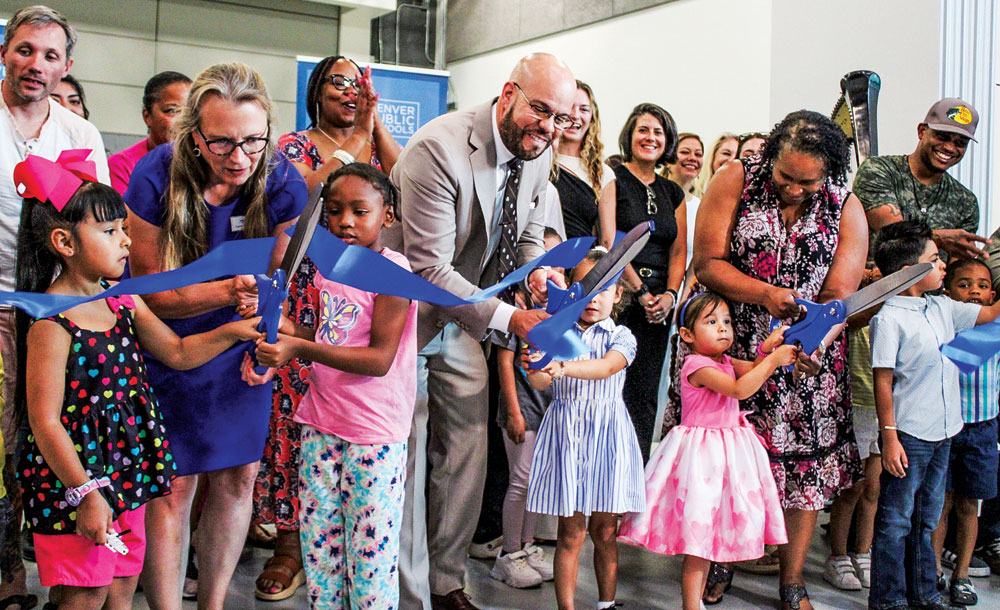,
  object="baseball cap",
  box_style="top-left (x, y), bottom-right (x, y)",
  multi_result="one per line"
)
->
top-left (923, 97), bottom-right (978, 141)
